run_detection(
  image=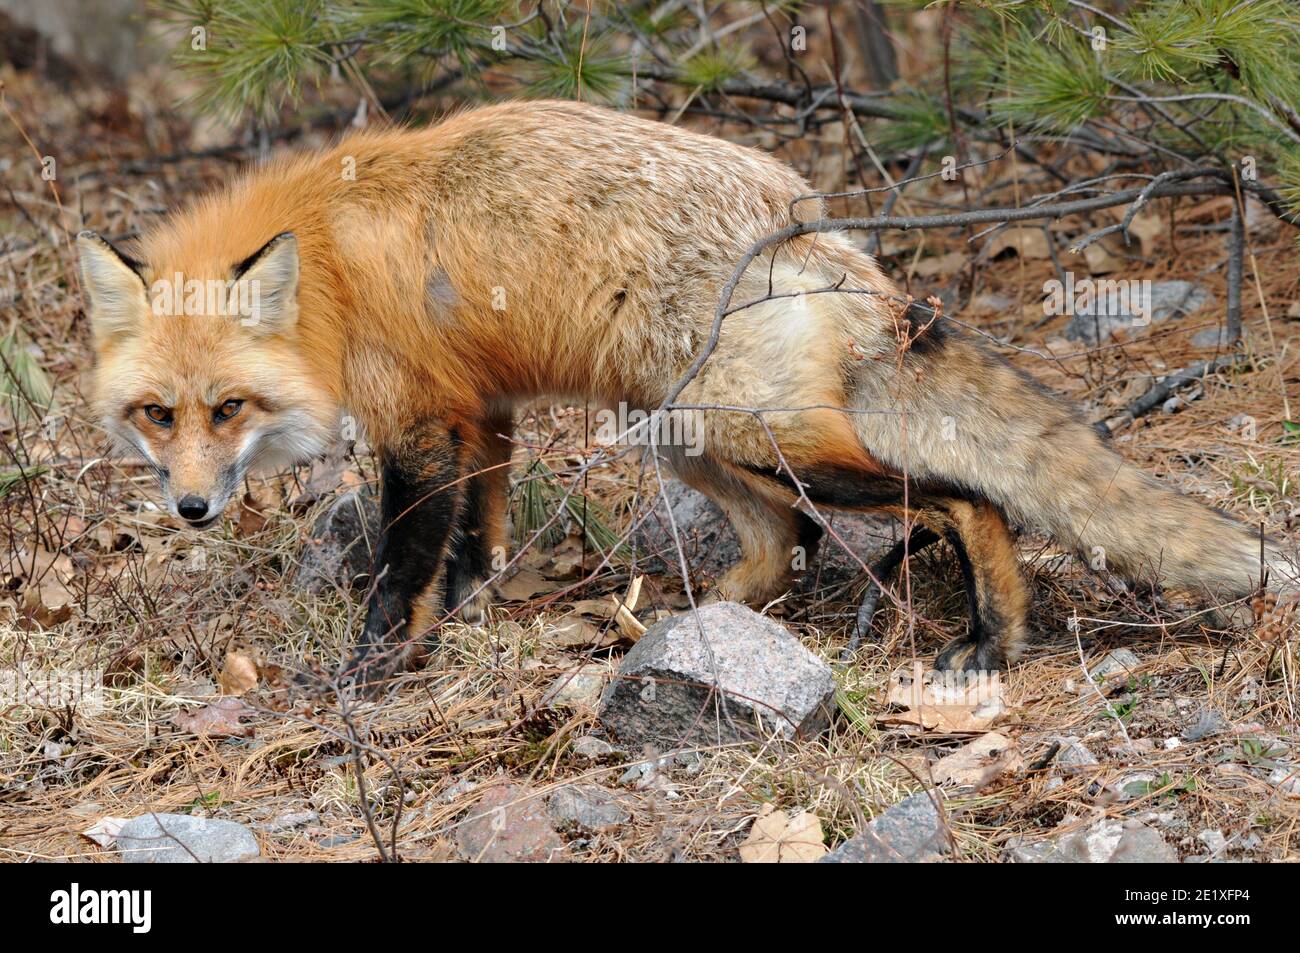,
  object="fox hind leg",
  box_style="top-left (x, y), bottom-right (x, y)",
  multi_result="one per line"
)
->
top-left (668, 453), bottom-right (817, 607)
top-left (928, 499), bottom-right (1030, 672)
top-left (729, 439), bottom-right (1029, 670)
top-left (846, 525), bottom-right (941, 658)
